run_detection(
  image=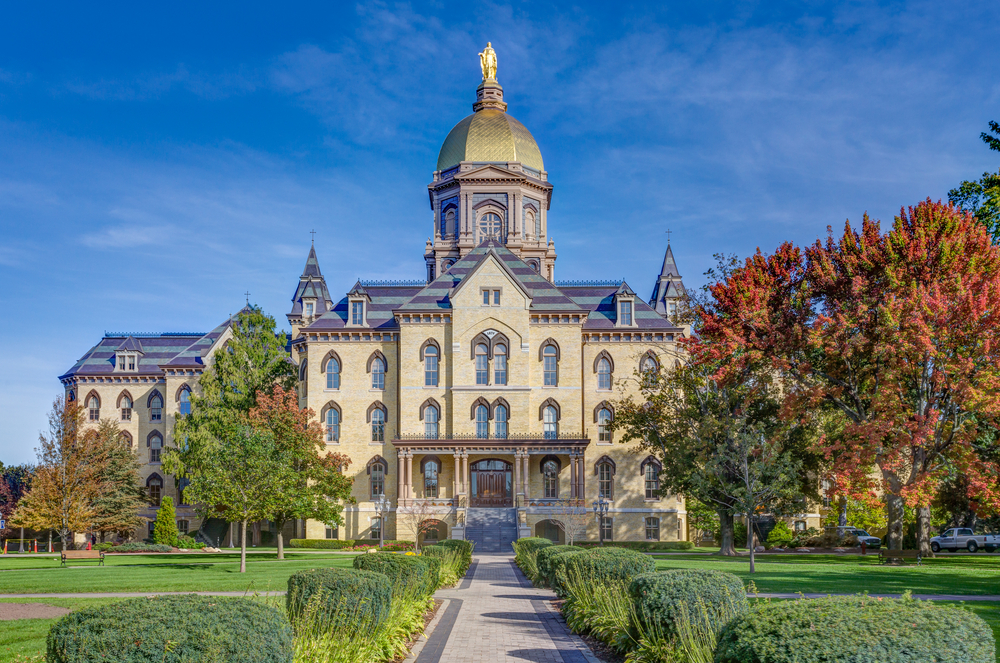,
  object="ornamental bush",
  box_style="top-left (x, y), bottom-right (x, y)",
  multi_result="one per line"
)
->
top-left (715, 595), bottom-right (996, 663)
top-left (152, 496), bottom-right (179, 547)
top-left (562, 547), bottom-right (656, 589)
top-left (629, 570), bottom-right (748, 641)
top-left (765, 521), bottom-right (793, 549)
top-left (513, 537), bottom-right (552, 579)
top-left (575, 541), bottom-right (694, 552)
top-left (437, 539), bottom-right (473, 574)
top-left (535, 545), bottom-right (580, 587)
top-left (47, 594), bottom-right (292, 663)
top-left (353, 552), bottom-right (435, 597)
top-left (548, 549), bottom-right (587, 596)
top-left (110, 543), bottom-right (173, 553)
top-left (288, 539), bottom-right (356, 550)
top-left (286, 568), bottom-right (392, 630)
